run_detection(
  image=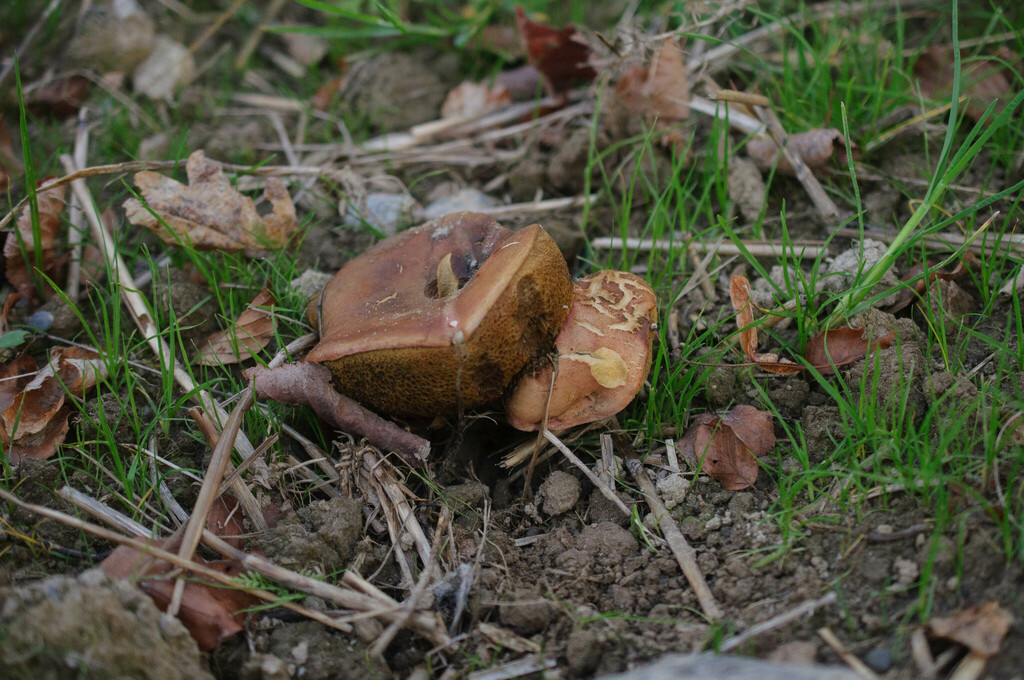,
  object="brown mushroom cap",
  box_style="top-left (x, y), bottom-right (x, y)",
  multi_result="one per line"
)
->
top-left (505, 270), bottom-right (657, 431)
top-left (306, 212), bottom-right (573, 418)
